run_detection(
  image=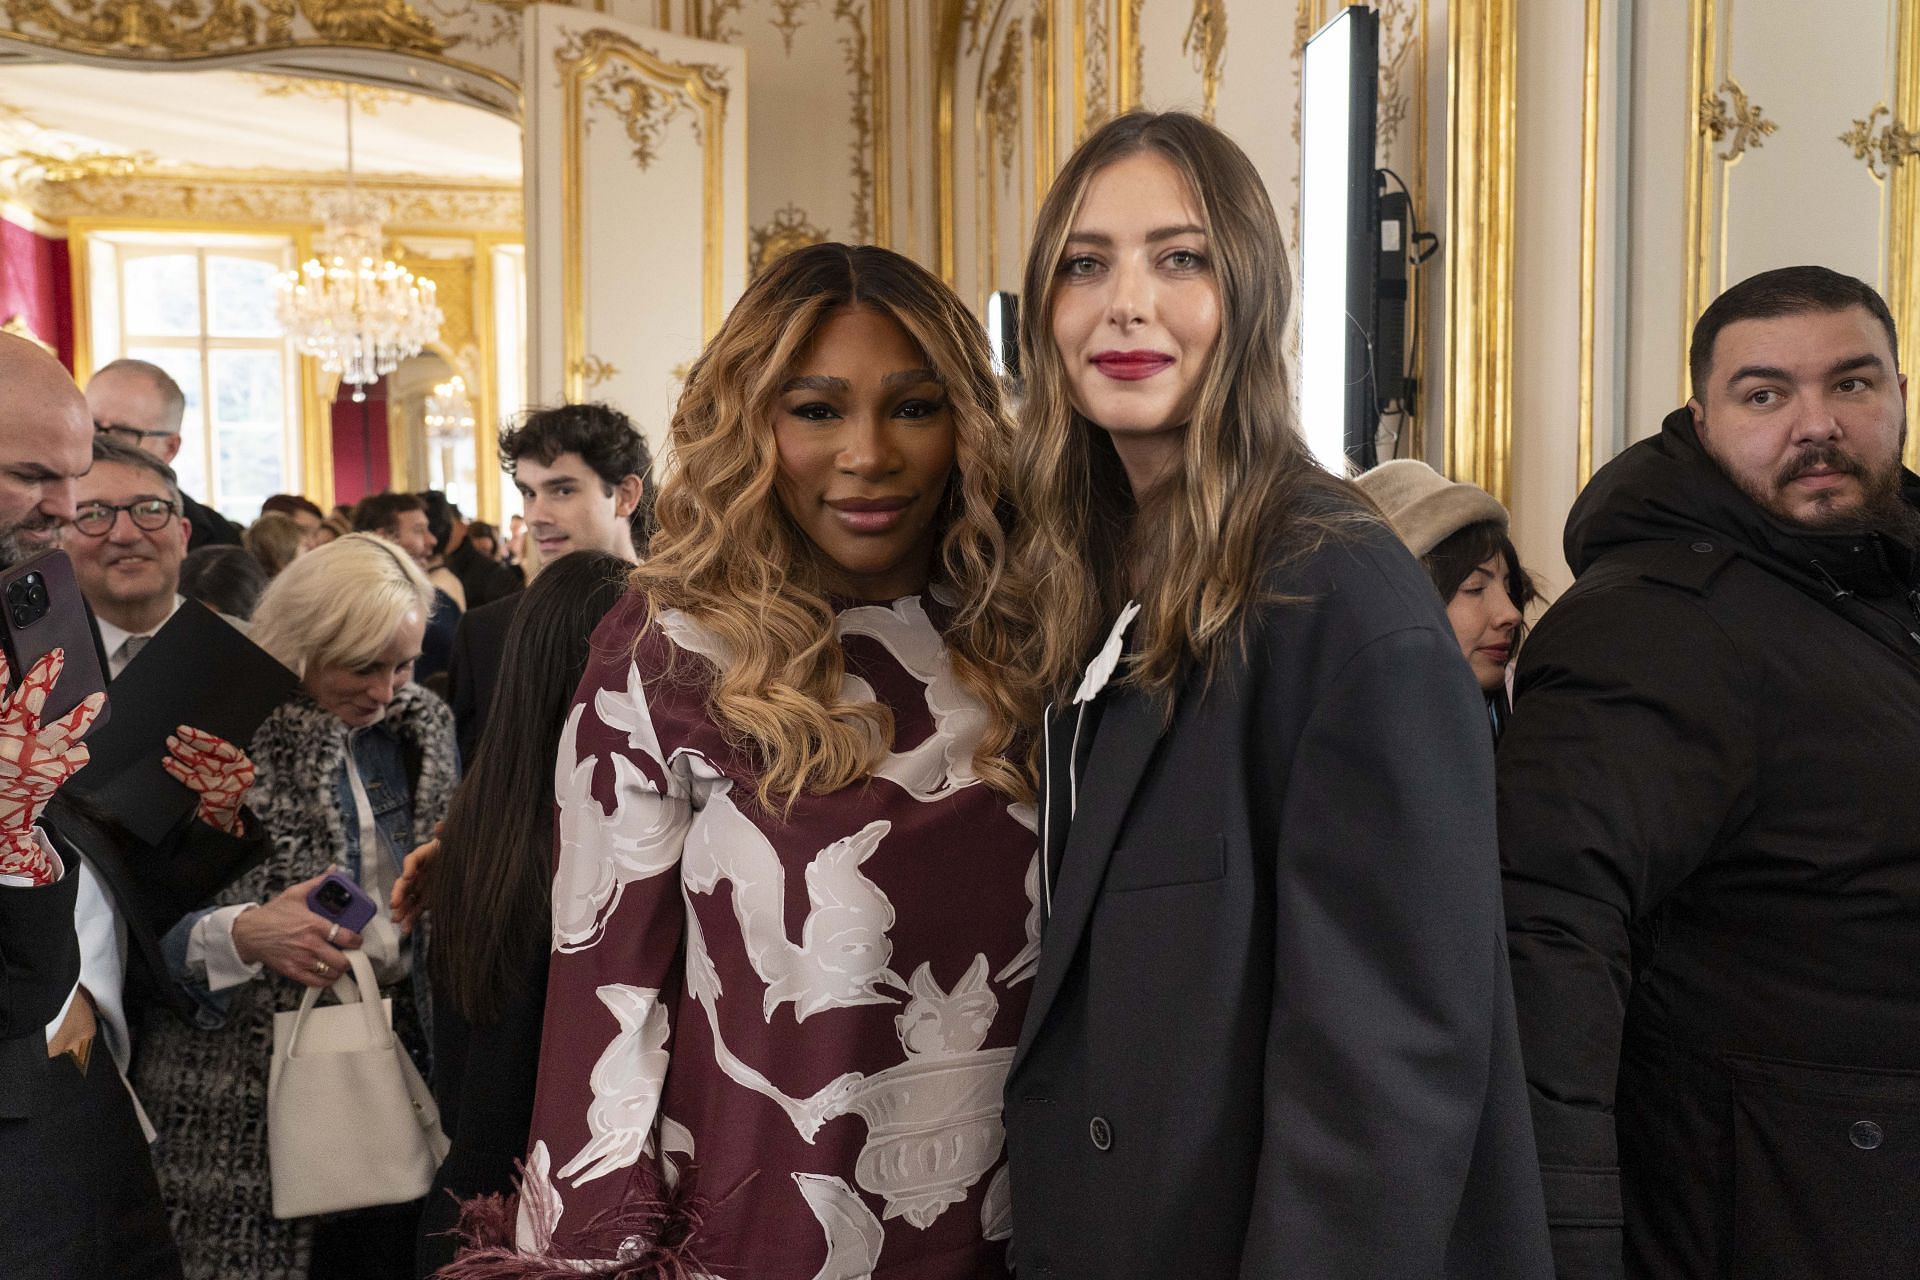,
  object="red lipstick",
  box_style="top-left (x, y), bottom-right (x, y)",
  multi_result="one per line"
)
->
top-left (1091, 350), bottom-right (1174, 381)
